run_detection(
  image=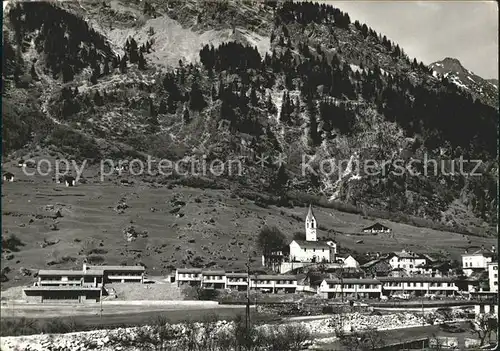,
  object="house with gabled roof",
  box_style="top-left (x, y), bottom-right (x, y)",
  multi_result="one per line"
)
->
top-left (386, 249), bottom-right (427, 274)
top-left (462, 246), bottom-right (497, 277)
top-left (362, 222), bottom-right (391, 234)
